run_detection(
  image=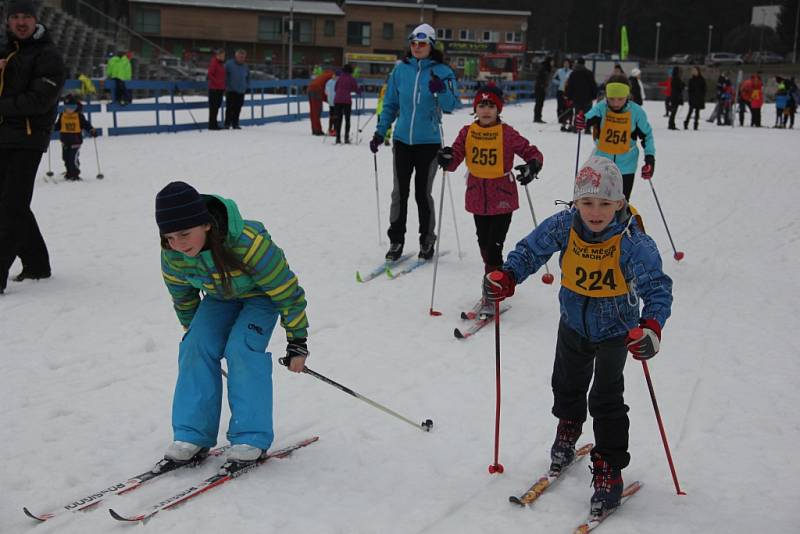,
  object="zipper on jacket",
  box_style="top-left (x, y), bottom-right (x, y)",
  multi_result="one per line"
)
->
top-left (409, 61), bottom-right (422, 145)
top-left (25, 118), bottom-right (31, 135)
